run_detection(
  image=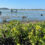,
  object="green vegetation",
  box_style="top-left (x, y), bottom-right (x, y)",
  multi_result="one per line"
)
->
top-left (0, 20), bottom-right (45, 45)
